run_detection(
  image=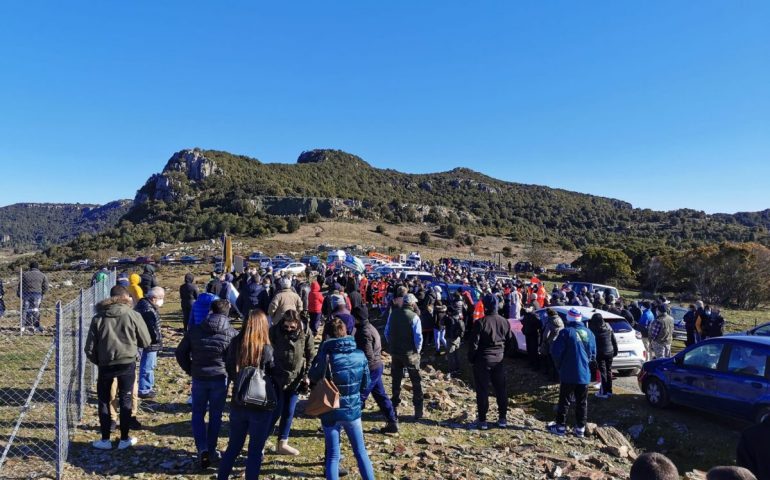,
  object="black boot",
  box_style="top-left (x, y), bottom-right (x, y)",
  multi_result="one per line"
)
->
top-left (379, 421), bottom-right (399, 434)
